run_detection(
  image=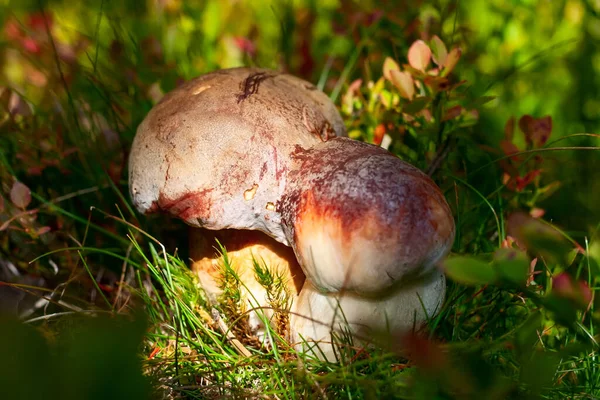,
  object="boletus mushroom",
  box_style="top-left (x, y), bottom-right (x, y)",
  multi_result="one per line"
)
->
top-left (129, 67), bottom-right (455, 361)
